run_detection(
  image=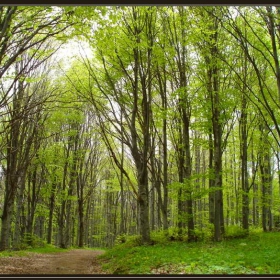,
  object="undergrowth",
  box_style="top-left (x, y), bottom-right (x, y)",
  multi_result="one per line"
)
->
top-left (100, 228), bottom-right (280, 275)
top-left (0, 243), bottom-right (68, 258)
